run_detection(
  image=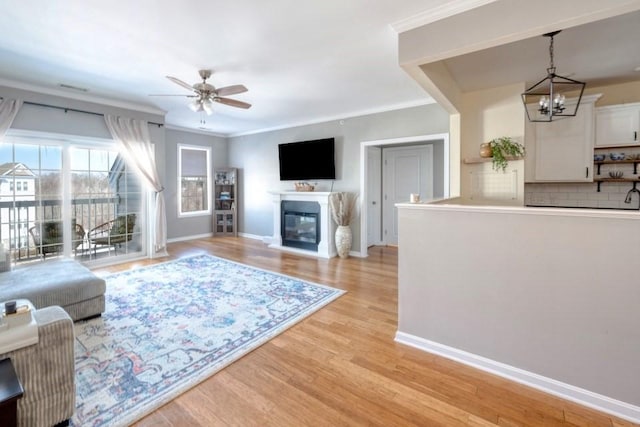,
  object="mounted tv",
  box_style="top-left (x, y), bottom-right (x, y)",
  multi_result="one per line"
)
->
top-left (278, 138), bottom-right (336, 180)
